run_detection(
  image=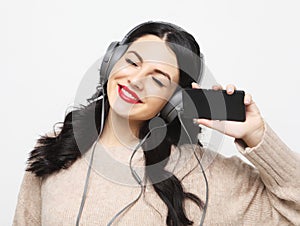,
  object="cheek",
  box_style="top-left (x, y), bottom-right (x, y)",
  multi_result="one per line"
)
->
top-left (145, 97), bottom-right (168, 117)
top-left (106, 80), bottom-right (117, 104)
top-left (146, 86), bottom-right (177, 116)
